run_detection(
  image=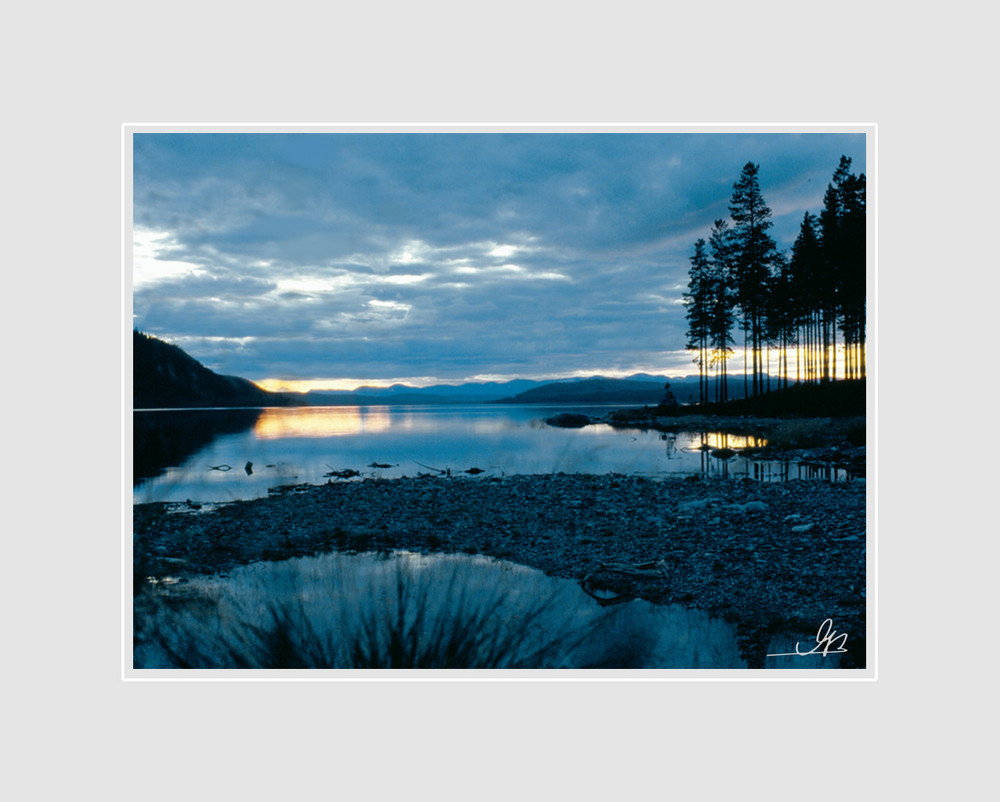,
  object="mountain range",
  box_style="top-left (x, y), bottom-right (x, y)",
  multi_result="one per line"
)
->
top-left (297, 374), bottom-right (705, 405)
top-left (133, 330), bottom-right (704, 408)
